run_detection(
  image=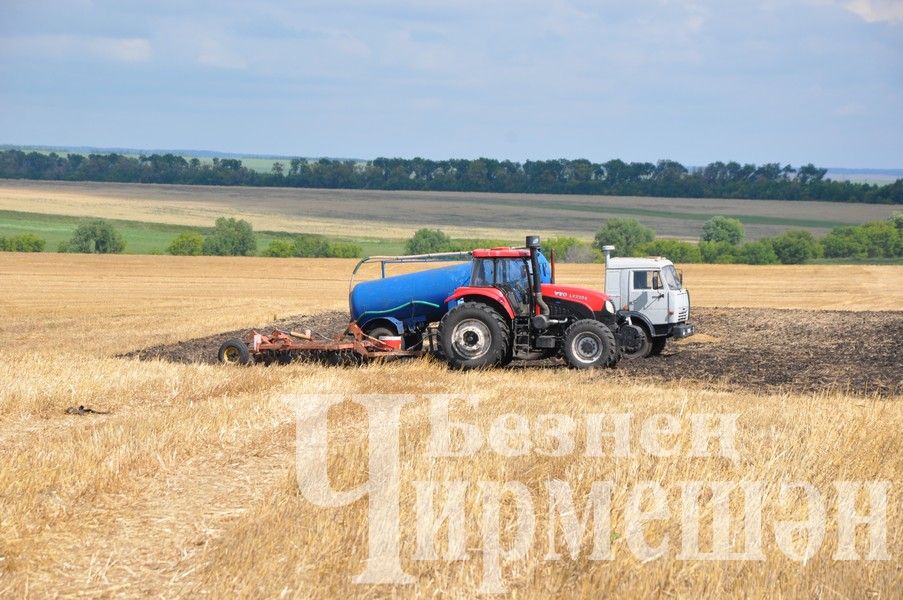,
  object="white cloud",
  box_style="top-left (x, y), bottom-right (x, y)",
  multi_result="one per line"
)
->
top-left (843, 0), bottom-right (903, 23)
